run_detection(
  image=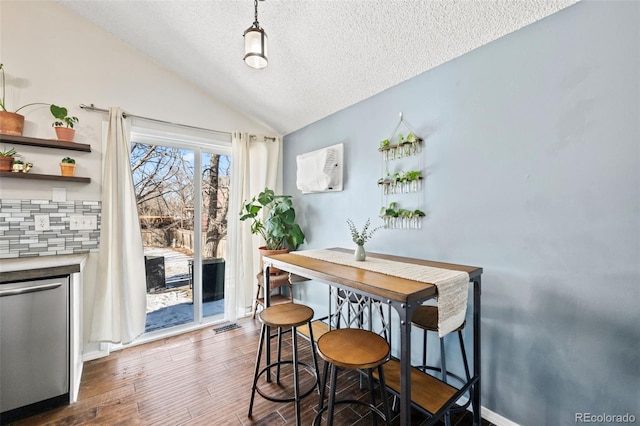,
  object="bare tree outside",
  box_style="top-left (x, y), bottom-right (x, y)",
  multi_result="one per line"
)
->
top-left (202, 154), bottom-right (230, 258)
top-left (130, 142), bottom-right (230, 256)
top-left (131, 143), bottom-right (193, 232)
